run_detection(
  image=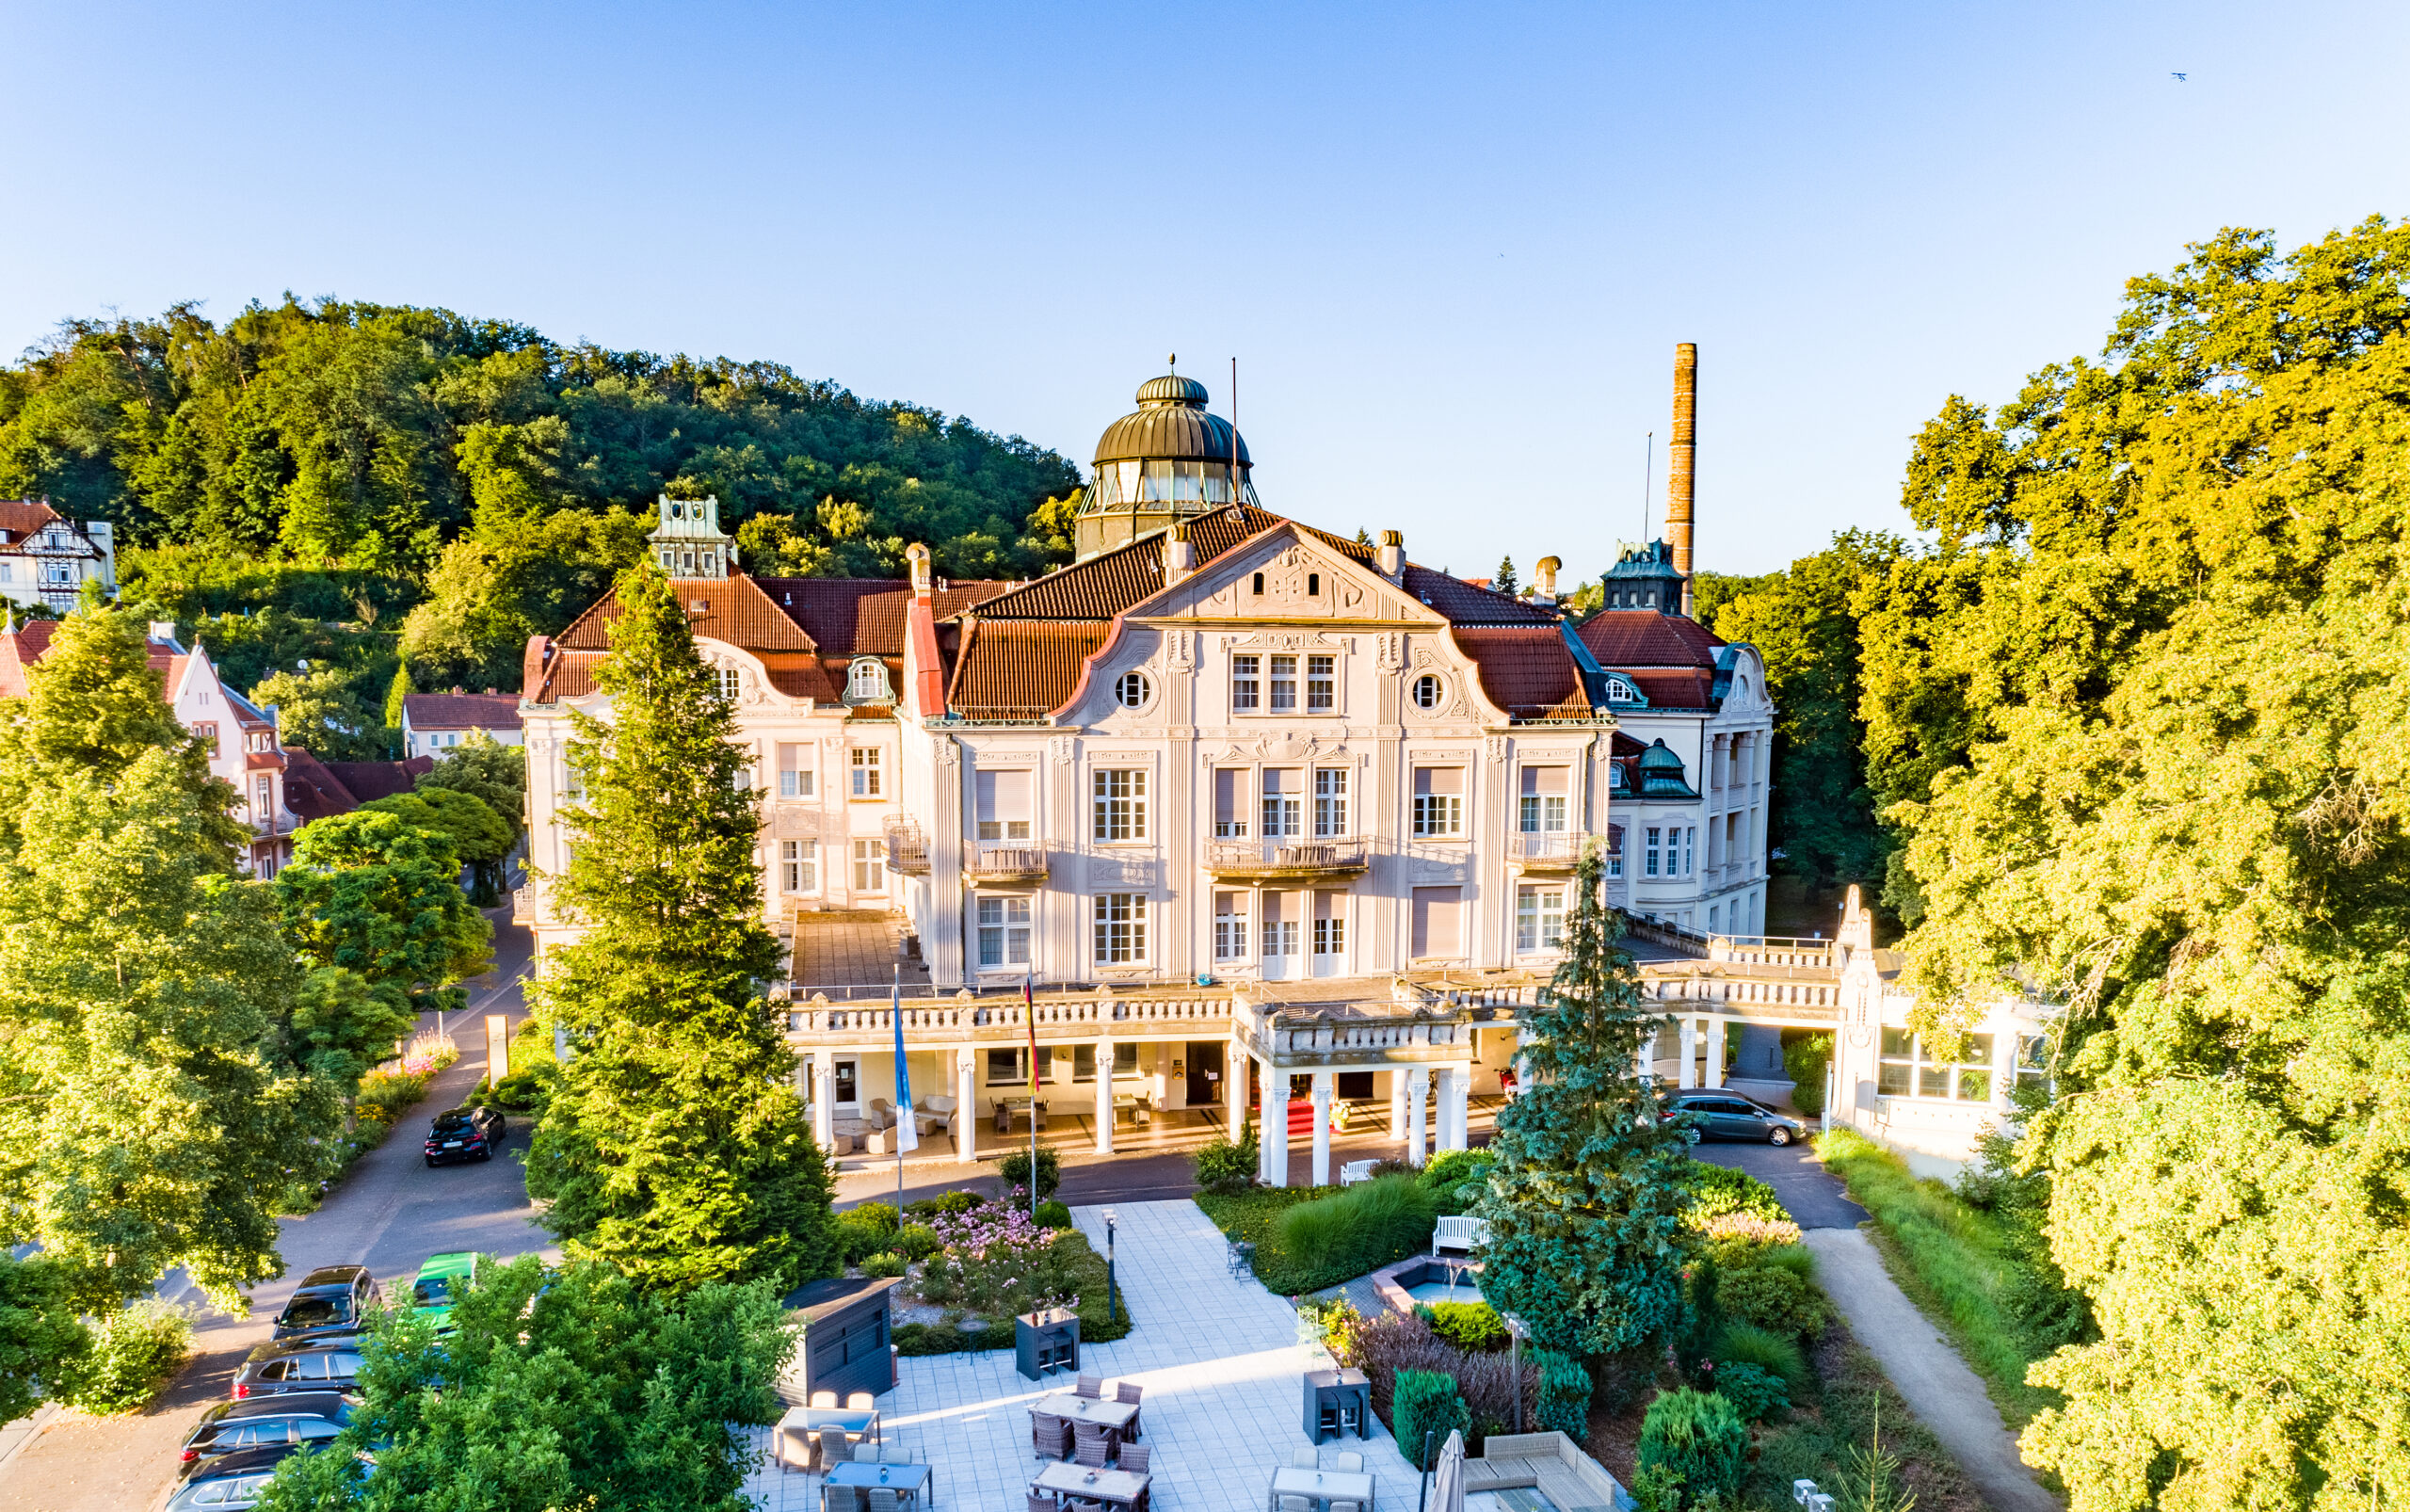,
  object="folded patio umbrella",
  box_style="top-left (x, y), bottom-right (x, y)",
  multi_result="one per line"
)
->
top-left (1431, 1428), bottom-right (1467, 1512)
